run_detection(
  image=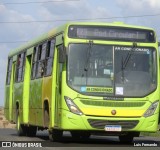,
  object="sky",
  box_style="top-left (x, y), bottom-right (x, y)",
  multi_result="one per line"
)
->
top-left (0, 0), bottom-right (160, 106)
